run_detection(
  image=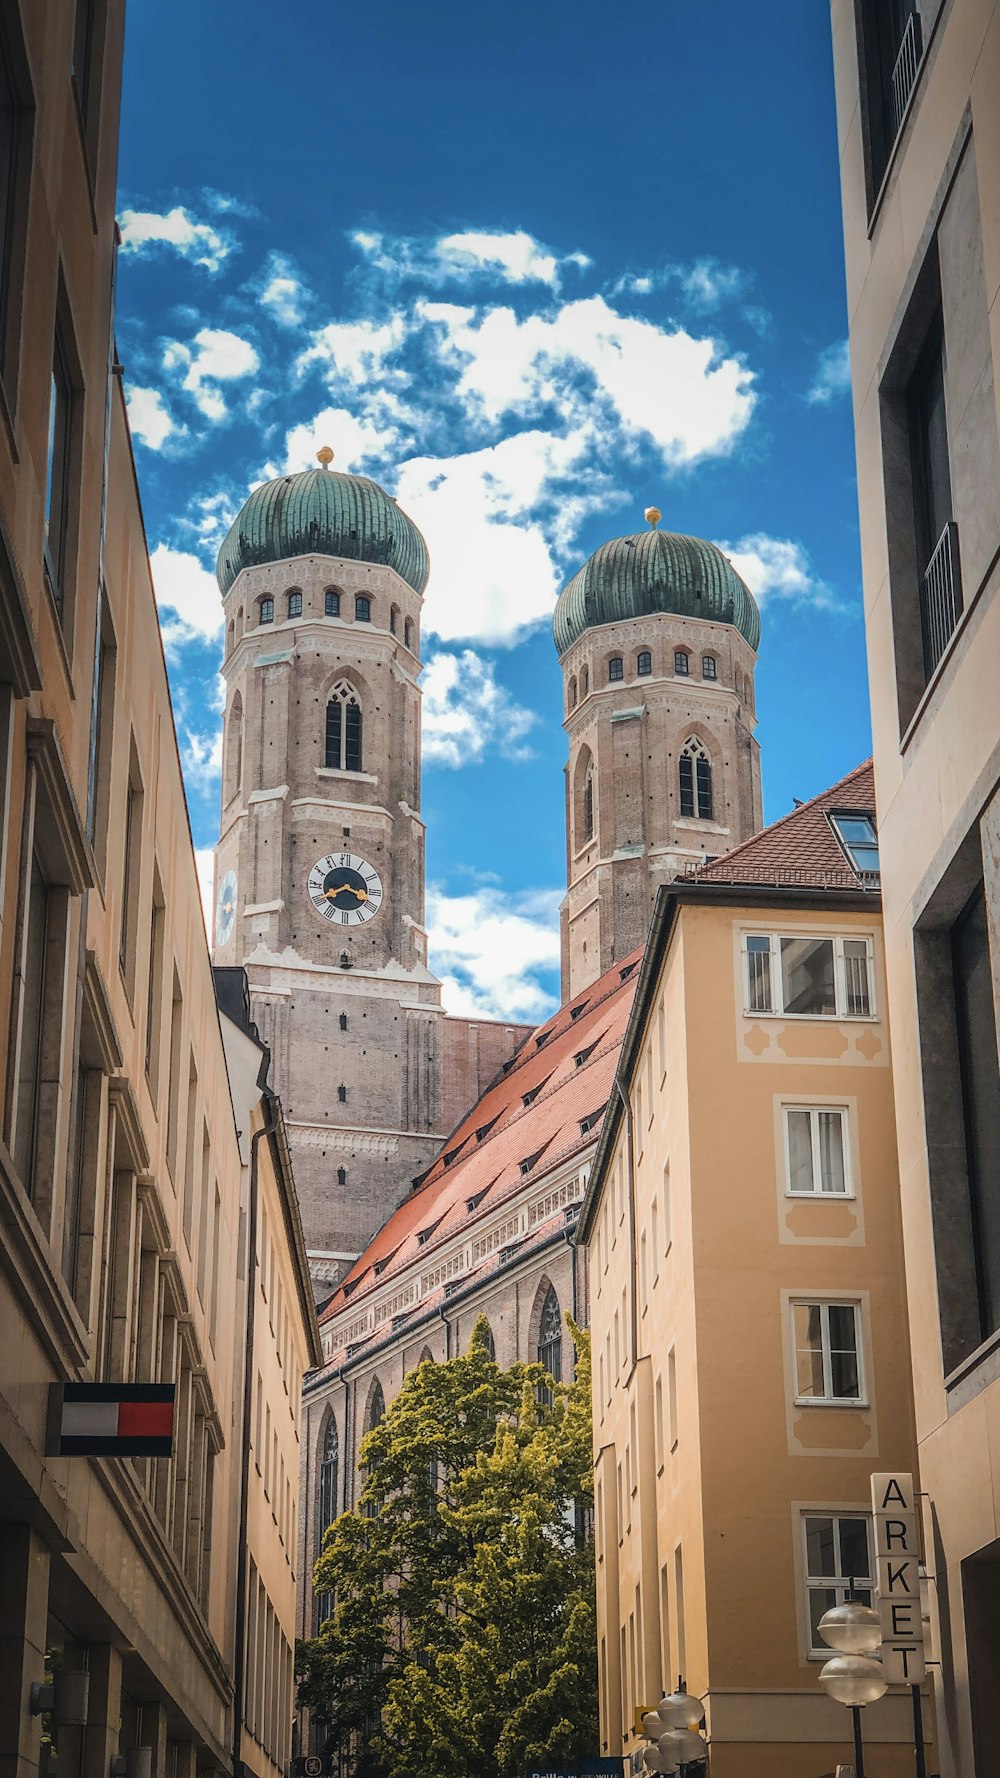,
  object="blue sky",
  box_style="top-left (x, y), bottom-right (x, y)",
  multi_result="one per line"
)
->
top-left (117, 0), bottom-right (867, 1023)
